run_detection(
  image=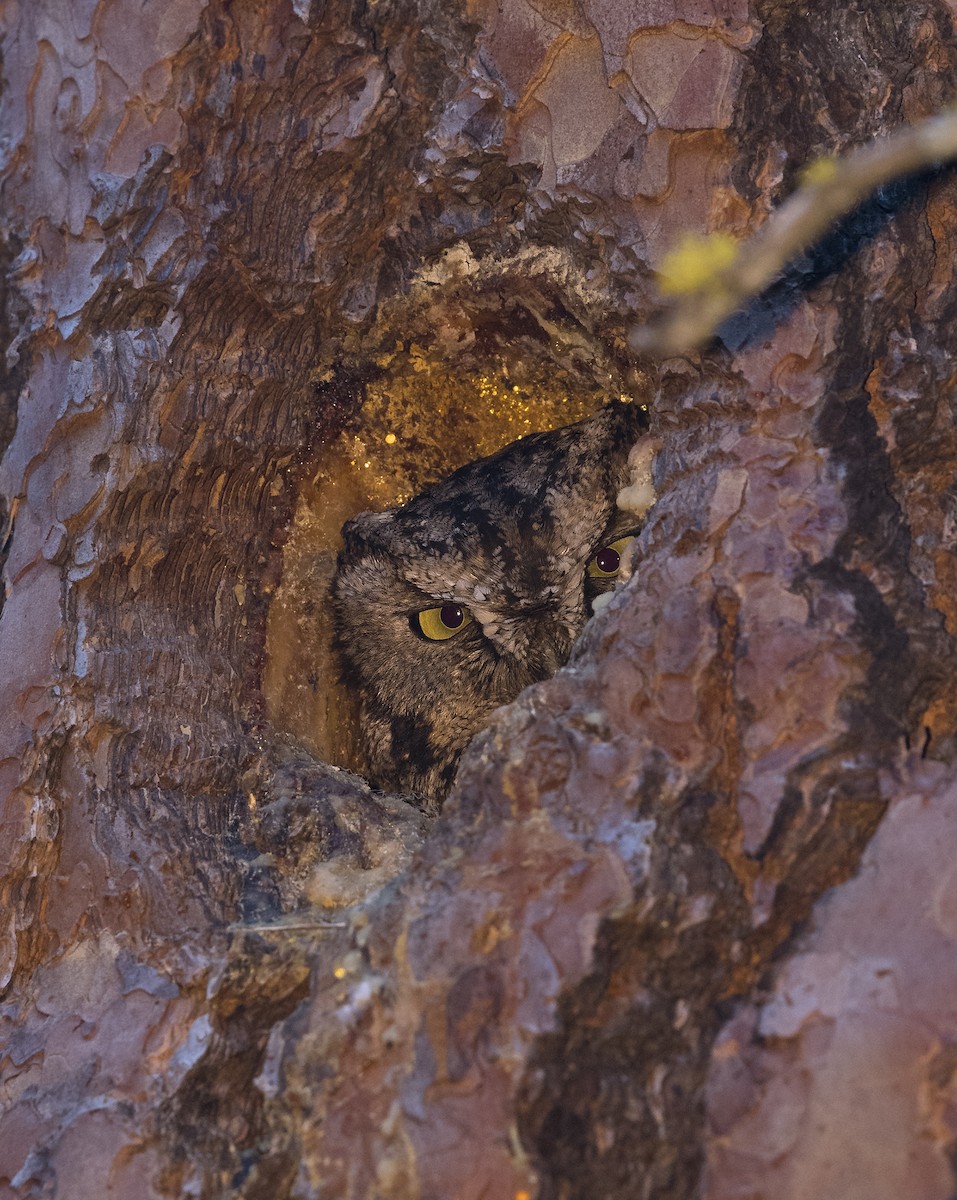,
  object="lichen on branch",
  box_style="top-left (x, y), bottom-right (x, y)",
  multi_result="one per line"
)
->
top-left (631, 107), bottom-right (957, 356)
